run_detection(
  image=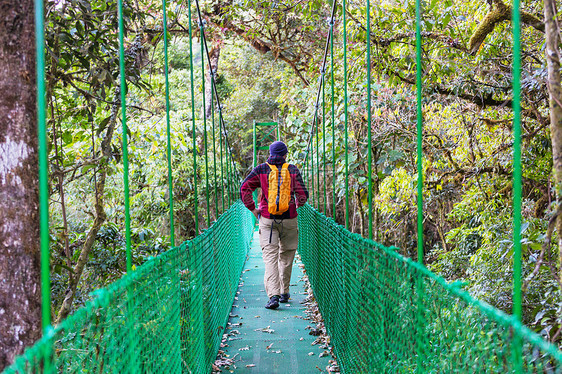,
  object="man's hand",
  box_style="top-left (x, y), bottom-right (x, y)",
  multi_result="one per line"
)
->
top-left (252, 209), bottom-right (260, 220)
